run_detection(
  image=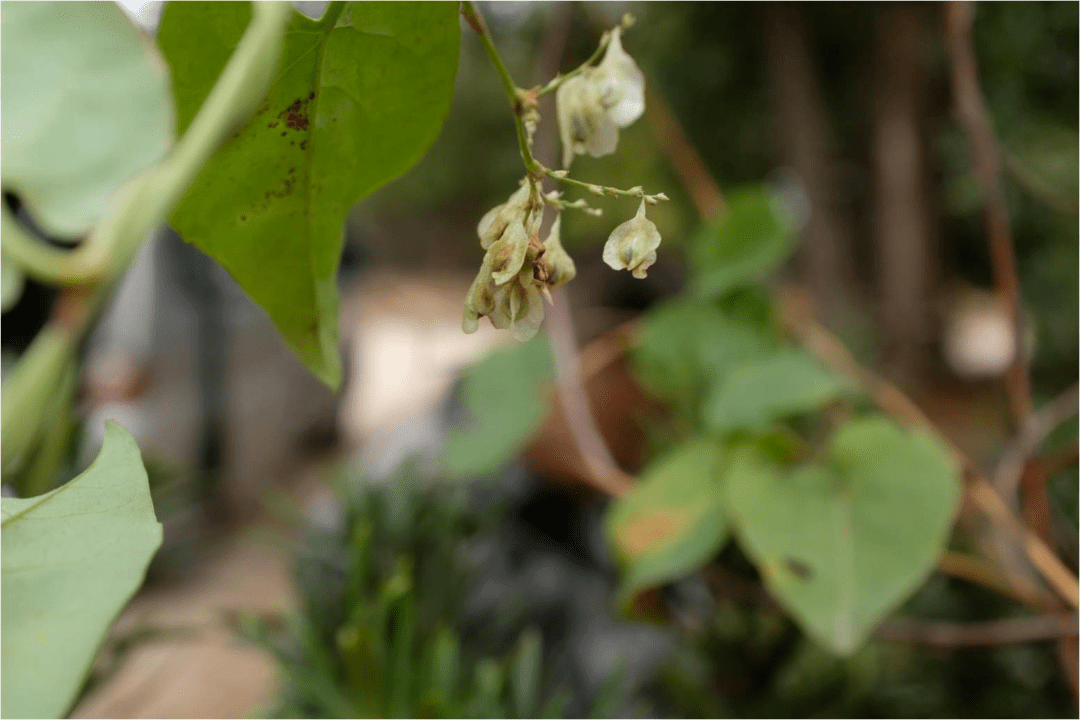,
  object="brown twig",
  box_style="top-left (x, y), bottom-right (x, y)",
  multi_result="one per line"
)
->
top-left (994, 383), bottom-right (1079, 502)
top-left (943, 1), bottom-right (1033, 426)
top-left (875, 614), bottom-right (1078, 648)
top-left (546, 289), bottom-right (635, 497)
top-left (643, 84), bottom-right (725, 220)
top-left (938, 550), bottom-right (1046, 608)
